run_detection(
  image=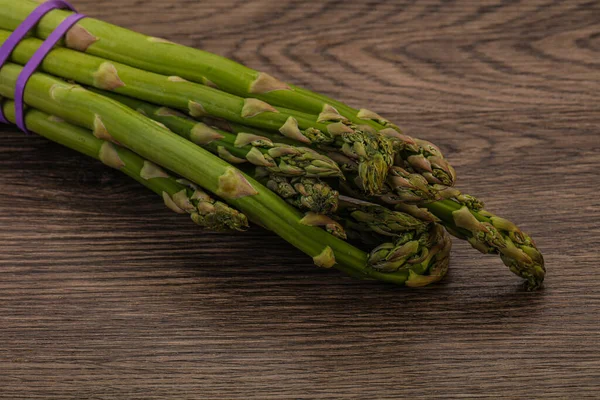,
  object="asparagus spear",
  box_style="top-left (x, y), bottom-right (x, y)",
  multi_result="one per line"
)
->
top-left (89, 90), bottom-right (343, 179)
top-left (0, 98), bottom-right (249, 231)
top-left (0, 62), bottom-right (449, 286)
top-left (0, 0), bottom-right (388, 125)
top-left (0, 30), bottom-right (393, 195)
top-left (424, 200), bottom-right (545, 290)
